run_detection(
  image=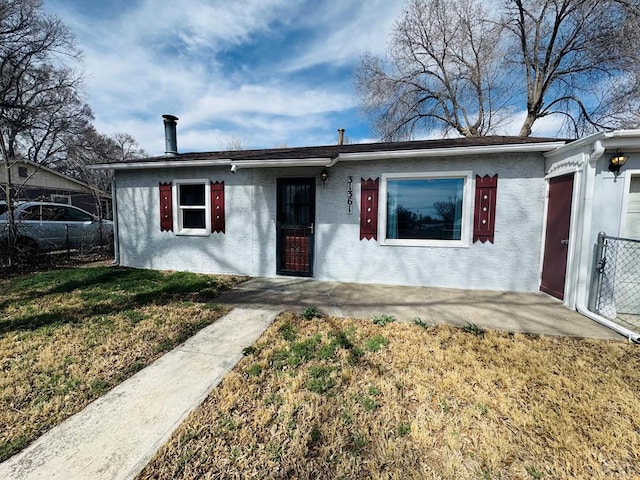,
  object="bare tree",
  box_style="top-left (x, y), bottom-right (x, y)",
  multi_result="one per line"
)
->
top-left (63, 129), bottom-right (146, 219)
top-left (509, 0), bottom-right (640, 136)
top-left (356, 0), bottom-right (640, 138)
top-left (223, 135), bottom-right (248, 151)
top-left (0, 0), bottom-right (92, 264)
top-left (355, 0), bottom-right (509, 139)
